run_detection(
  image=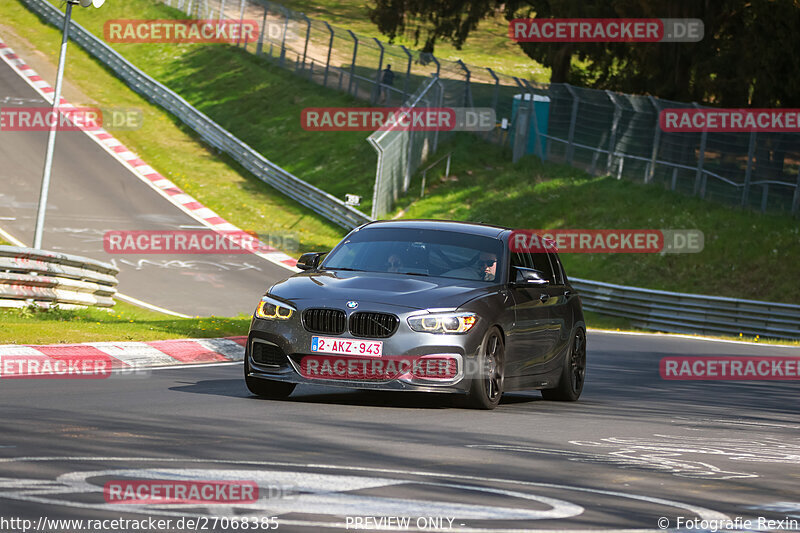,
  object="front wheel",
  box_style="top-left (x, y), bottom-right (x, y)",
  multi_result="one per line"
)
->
top-left (465, 327), bottom-right (505, 410)
top-left (542, 328), bottom-right (586, 401)
top-left (244, 357), bottom-right (296, 399)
